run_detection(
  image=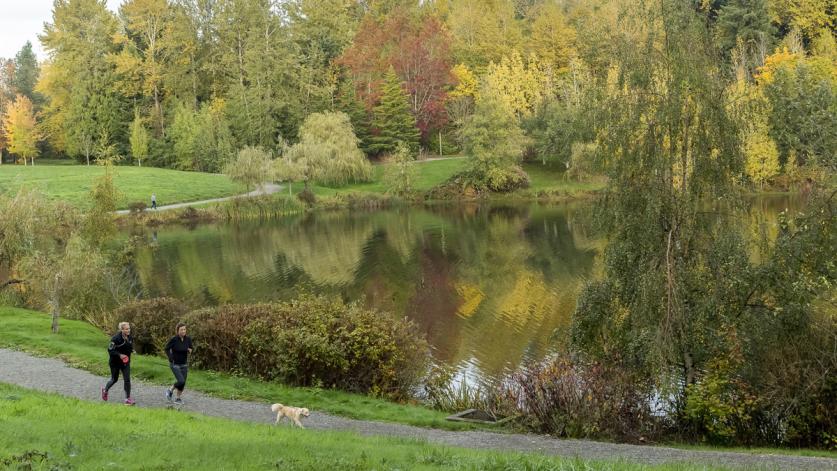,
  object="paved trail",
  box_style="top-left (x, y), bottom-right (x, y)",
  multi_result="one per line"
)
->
top-left (115, 183), bottom-right (283, 214)
top-left (0, 348), bottom-right (834, 470)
